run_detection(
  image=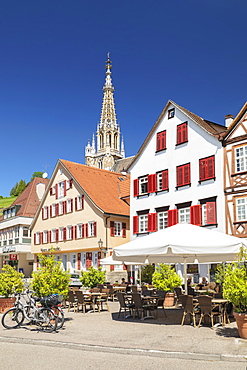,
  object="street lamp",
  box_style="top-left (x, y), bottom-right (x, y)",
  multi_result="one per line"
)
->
top-left (98, 238), bottom-right (107, 253)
